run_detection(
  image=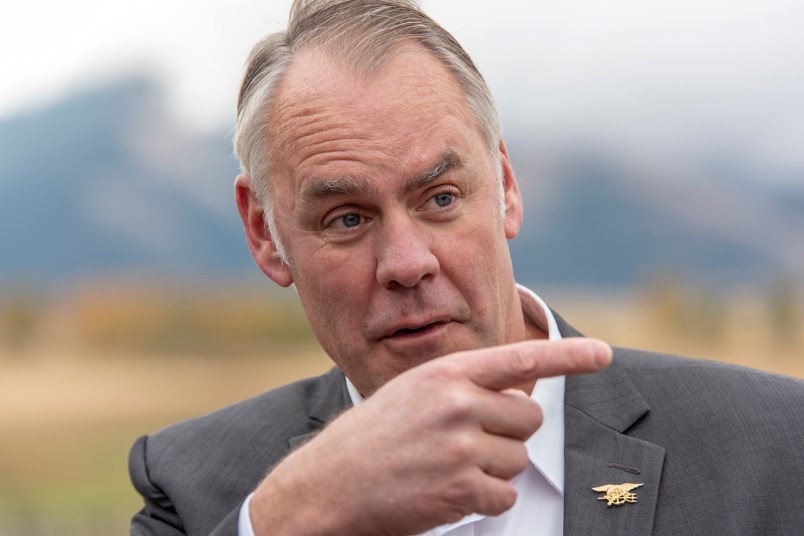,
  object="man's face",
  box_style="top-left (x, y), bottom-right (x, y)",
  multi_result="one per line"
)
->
top-left (256, 44), bottom-right (527, 396)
